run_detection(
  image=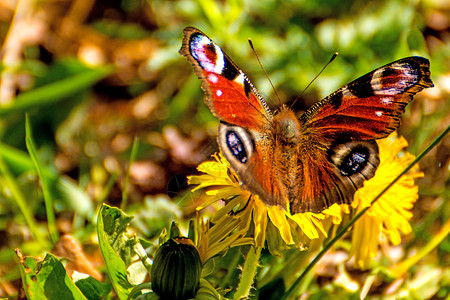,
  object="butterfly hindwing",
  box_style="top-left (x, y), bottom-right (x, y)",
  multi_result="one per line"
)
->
top-left (219, 123), bottom-right (288, 208)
